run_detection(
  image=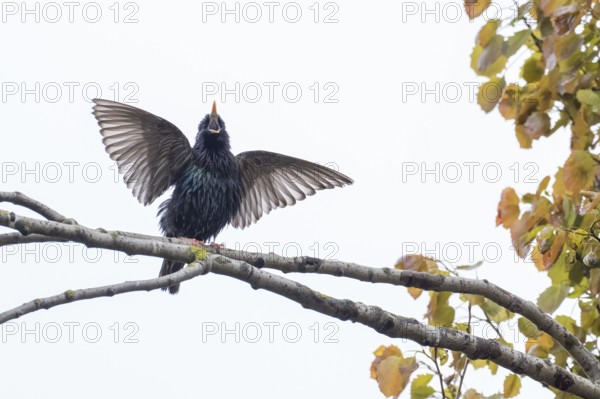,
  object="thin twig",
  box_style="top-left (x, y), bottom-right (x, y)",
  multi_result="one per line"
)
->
top-left (434, 348), bottom-right (447, 399)
top-left (0, 262), bottom-right (207, 323)
top-left (457, 303), bottom-right (473, 398)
